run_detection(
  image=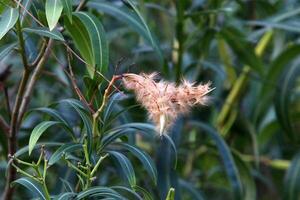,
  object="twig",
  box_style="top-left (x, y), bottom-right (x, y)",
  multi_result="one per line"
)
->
top-left (4, 87), bottom-right (11, 120)
top-left (67, 50), bottom-right (95, 113)
top-left (92, 75), bottom-right (122, 138)
top-left (0, 116), bottom-right (9, 137)
top-left (17, 39), bottom-right (54, 125)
